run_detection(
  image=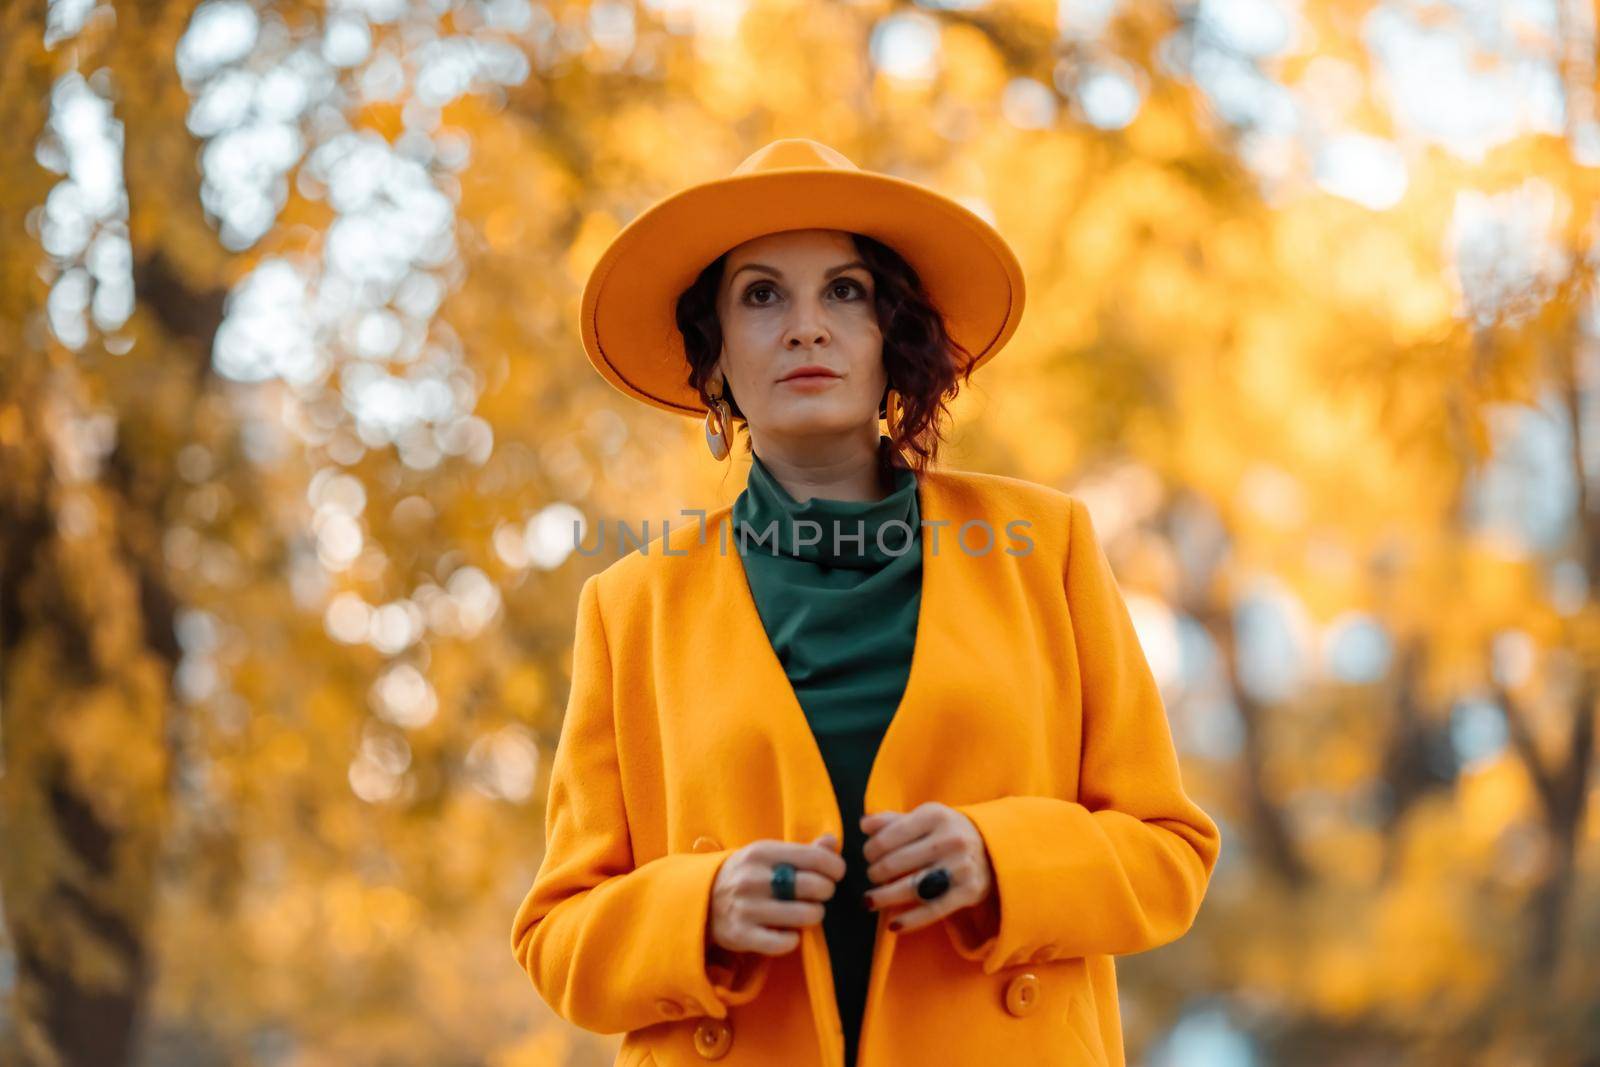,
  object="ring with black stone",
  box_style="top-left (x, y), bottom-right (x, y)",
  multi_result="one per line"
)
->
top-left (915, 866), bottom-right (952, 900)
top-left (771, 861), bottom-right (798, 900)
